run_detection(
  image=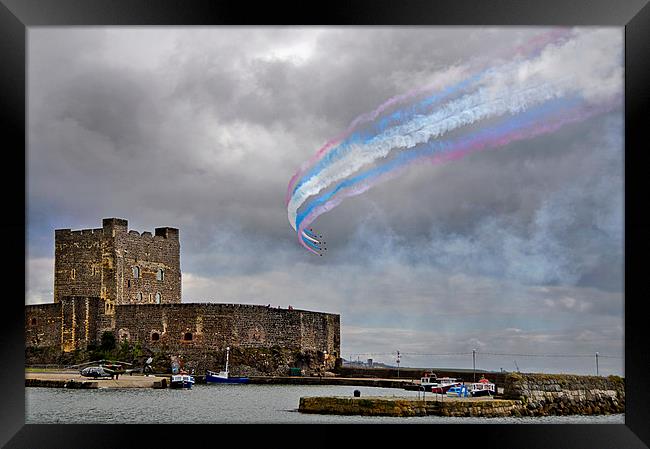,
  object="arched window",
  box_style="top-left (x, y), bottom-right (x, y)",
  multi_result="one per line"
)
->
top-left (132, 266), bottom-right (140, 278)
top-left (155, 293), bottom-right (161, 304)
top-left (30, 317), bottom-right (37, 326)
top-left (156, 269), bottom-right (164, 281)
top-left (183, 332), bottom-right (193, 341)
top-left (151, 332), bottom-right (160, 341)
top-left (70, 268), bottom-right (76, 280)
top-left (137, 292), bottom-right (143, 302)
